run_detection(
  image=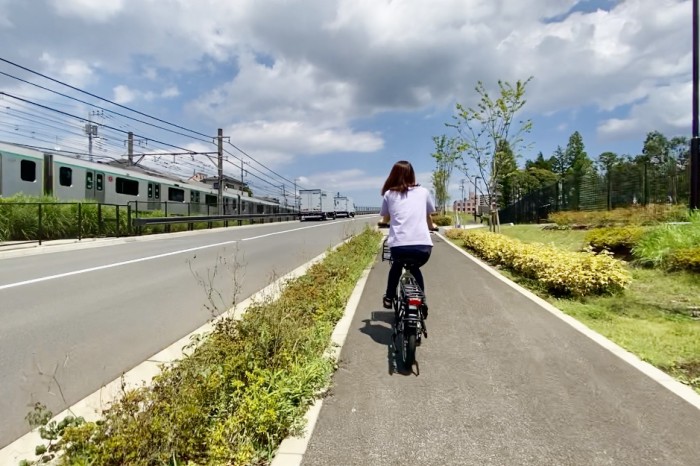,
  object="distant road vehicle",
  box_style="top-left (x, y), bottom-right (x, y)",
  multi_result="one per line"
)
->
top-left (334, 195), bottom-right (355, 218)
top-left (299, 188), bottom-right (336, 221)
